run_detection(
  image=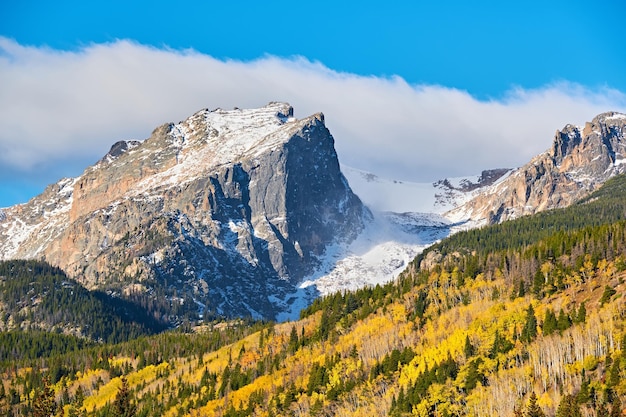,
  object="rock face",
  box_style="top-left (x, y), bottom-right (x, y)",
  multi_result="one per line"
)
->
top-left (447, 112), bottom-right (626, 225)
top-left (0, 103), bottom-right (370, 320)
